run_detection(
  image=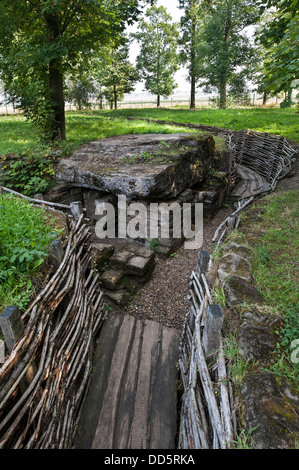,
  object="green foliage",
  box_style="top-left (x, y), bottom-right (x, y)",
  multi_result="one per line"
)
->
top-left (1, 152), bottom-right (56, 196)
top-left (257, 0), bottom-right (299, 94)
top-left (149, 238), bottom-right (159, 251)
top-left (100, 38), bottom-right (139, 109)
top-left (0, 194), bottom-right (60, 311)
top-left (1, 108), bottom-right (298, 161)
top-left (233, 426), bottom-right (259, 449)
top-left (249, 191), bottom-right (299, 386)
top-left (66, 76), bottom-right (97, 111)
top-left (211, 285), bottom-right (226, 307)
top-left (178, 0), bottom-right (205, 107)
top-left (133, 6), bottom-right (180, 105)
top-left (194, 0), bottom-right (260, 109)
top-left (223, 333), bottom-right (258, 386)
top-left (0, 0), bottom-right (151, 140)
top-left (101, 107), bottom-right (299, 142)
top-left (280, 97), bottom-right (294, 109)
